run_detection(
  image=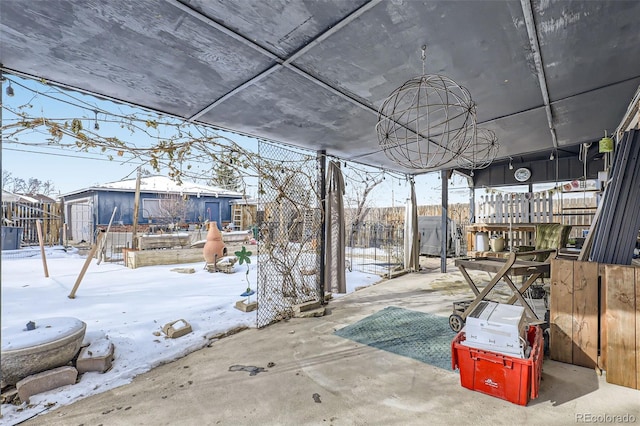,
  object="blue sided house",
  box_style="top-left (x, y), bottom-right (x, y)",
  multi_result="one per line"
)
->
top-left (60, 176), bottom-right (243, 244)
